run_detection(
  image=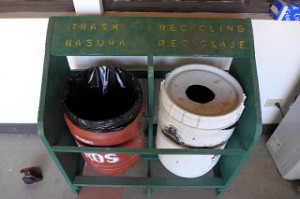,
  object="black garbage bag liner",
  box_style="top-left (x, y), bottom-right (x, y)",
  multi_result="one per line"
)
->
top-left (63, 65), bottom-right (143, 132)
